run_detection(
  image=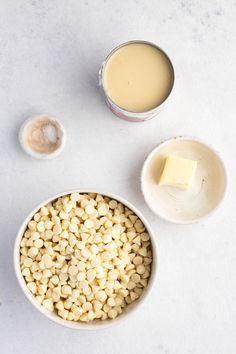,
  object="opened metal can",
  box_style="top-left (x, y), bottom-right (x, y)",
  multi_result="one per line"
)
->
top-left (99, 40), bottom-right (175, 122)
